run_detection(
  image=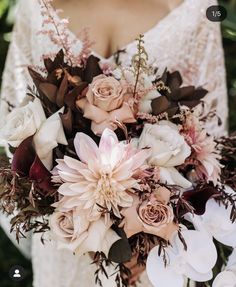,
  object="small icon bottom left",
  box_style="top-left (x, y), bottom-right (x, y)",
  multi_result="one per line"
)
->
top-left (9, 265), bottom-right (25, 282)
